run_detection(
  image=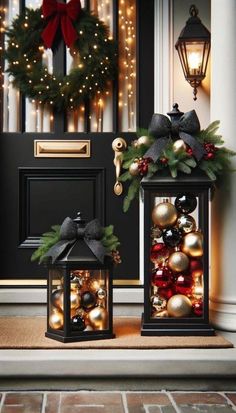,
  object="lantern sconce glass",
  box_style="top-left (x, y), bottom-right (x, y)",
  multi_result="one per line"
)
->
top-left (175, 5), bottom-right (211, 101)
